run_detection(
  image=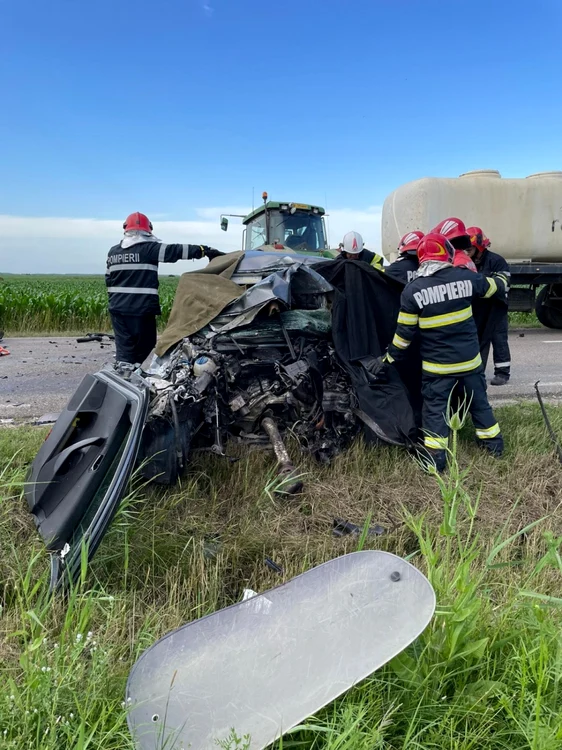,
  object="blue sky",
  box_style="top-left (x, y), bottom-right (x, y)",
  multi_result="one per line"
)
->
top-left (1, 0), bottom-right (561, 272)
